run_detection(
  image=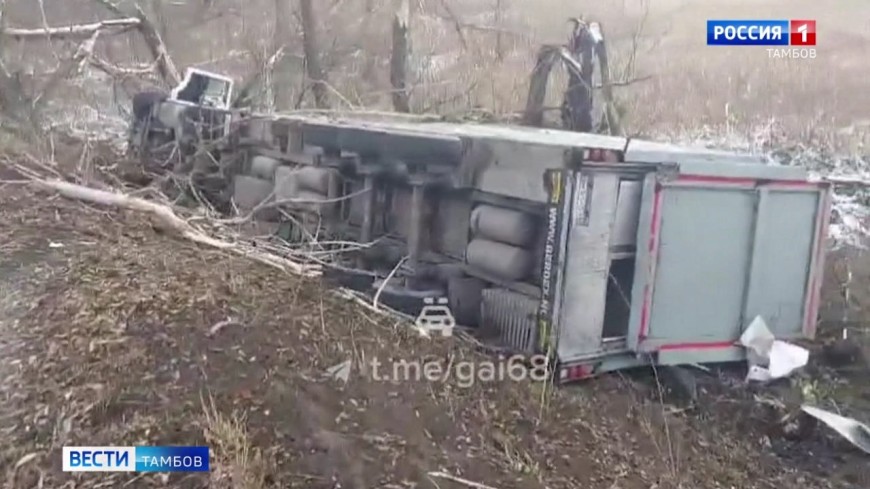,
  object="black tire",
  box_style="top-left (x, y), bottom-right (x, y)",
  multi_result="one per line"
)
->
top-left (132, 90), bottom-right (168, 121)
top-left (370, 283), bottom-right (444, 317)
